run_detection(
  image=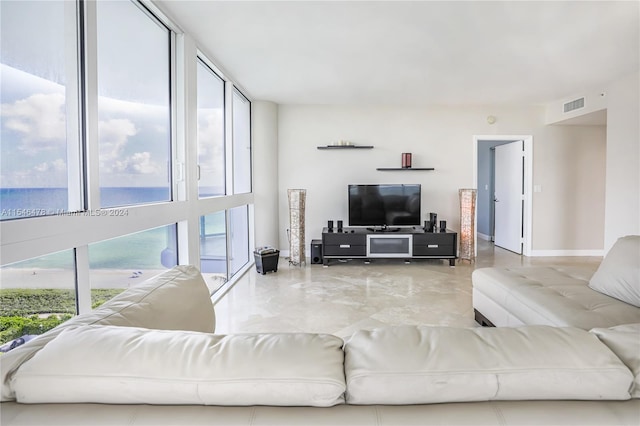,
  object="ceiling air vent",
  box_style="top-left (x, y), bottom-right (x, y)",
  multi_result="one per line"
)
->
top-left (563, 97), bottom-right (585, 113)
